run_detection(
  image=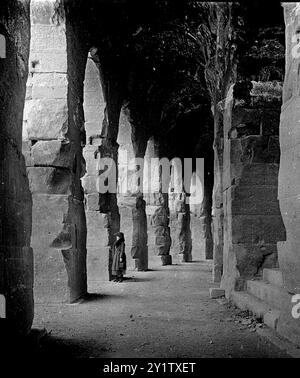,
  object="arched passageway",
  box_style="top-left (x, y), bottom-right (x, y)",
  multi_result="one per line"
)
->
top-left (1, 0), bottom-right (300, 356)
